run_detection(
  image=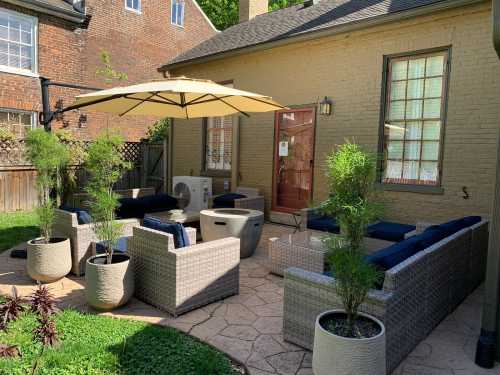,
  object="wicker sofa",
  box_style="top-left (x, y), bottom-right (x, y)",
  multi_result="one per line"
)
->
top-left (52, 209), bottom-right (140, 276)
top-left (70, 187), bottom-right (156, 209)
top-left (128, 225), bottom-right (240, 316)
top-left (212, 187), bottom-right (265, 212)
top-left (283, 220), bottom-right (488, 373)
